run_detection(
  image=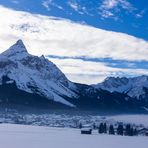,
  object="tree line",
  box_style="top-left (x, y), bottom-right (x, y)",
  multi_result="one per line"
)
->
top-left (79, 122), bottom-right (138, 136)
top-left (98, 123), bottom-right (138, 136)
